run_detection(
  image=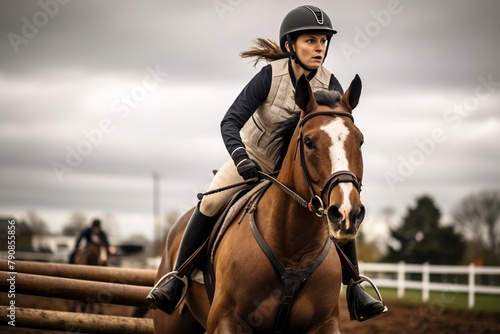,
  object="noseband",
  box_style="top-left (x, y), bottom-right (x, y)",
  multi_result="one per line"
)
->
top-left (297, 111), bottom-right (362, 217)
